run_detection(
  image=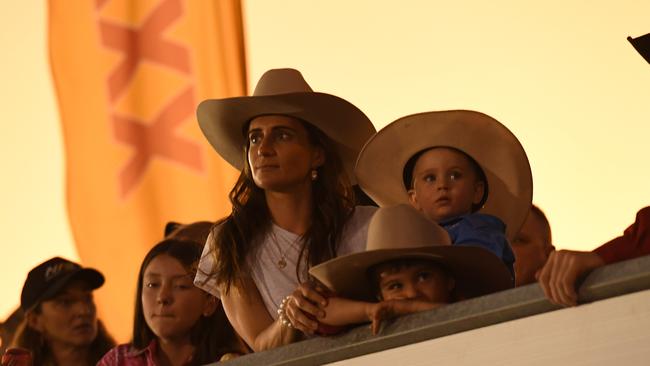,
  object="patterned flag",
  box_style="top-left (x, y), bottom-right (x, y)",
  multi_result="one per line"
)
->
top-left (49, 0), bottom-right (246, 341)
